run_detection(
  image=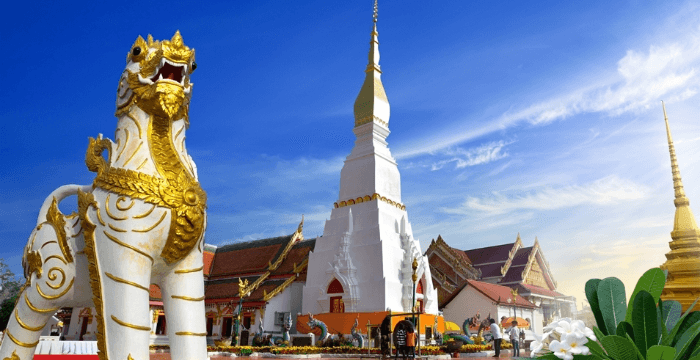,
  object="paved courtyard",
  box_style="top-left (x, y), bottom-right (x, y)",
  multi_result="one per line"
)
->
top-left (148, 352), bottom-right (534, 360)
